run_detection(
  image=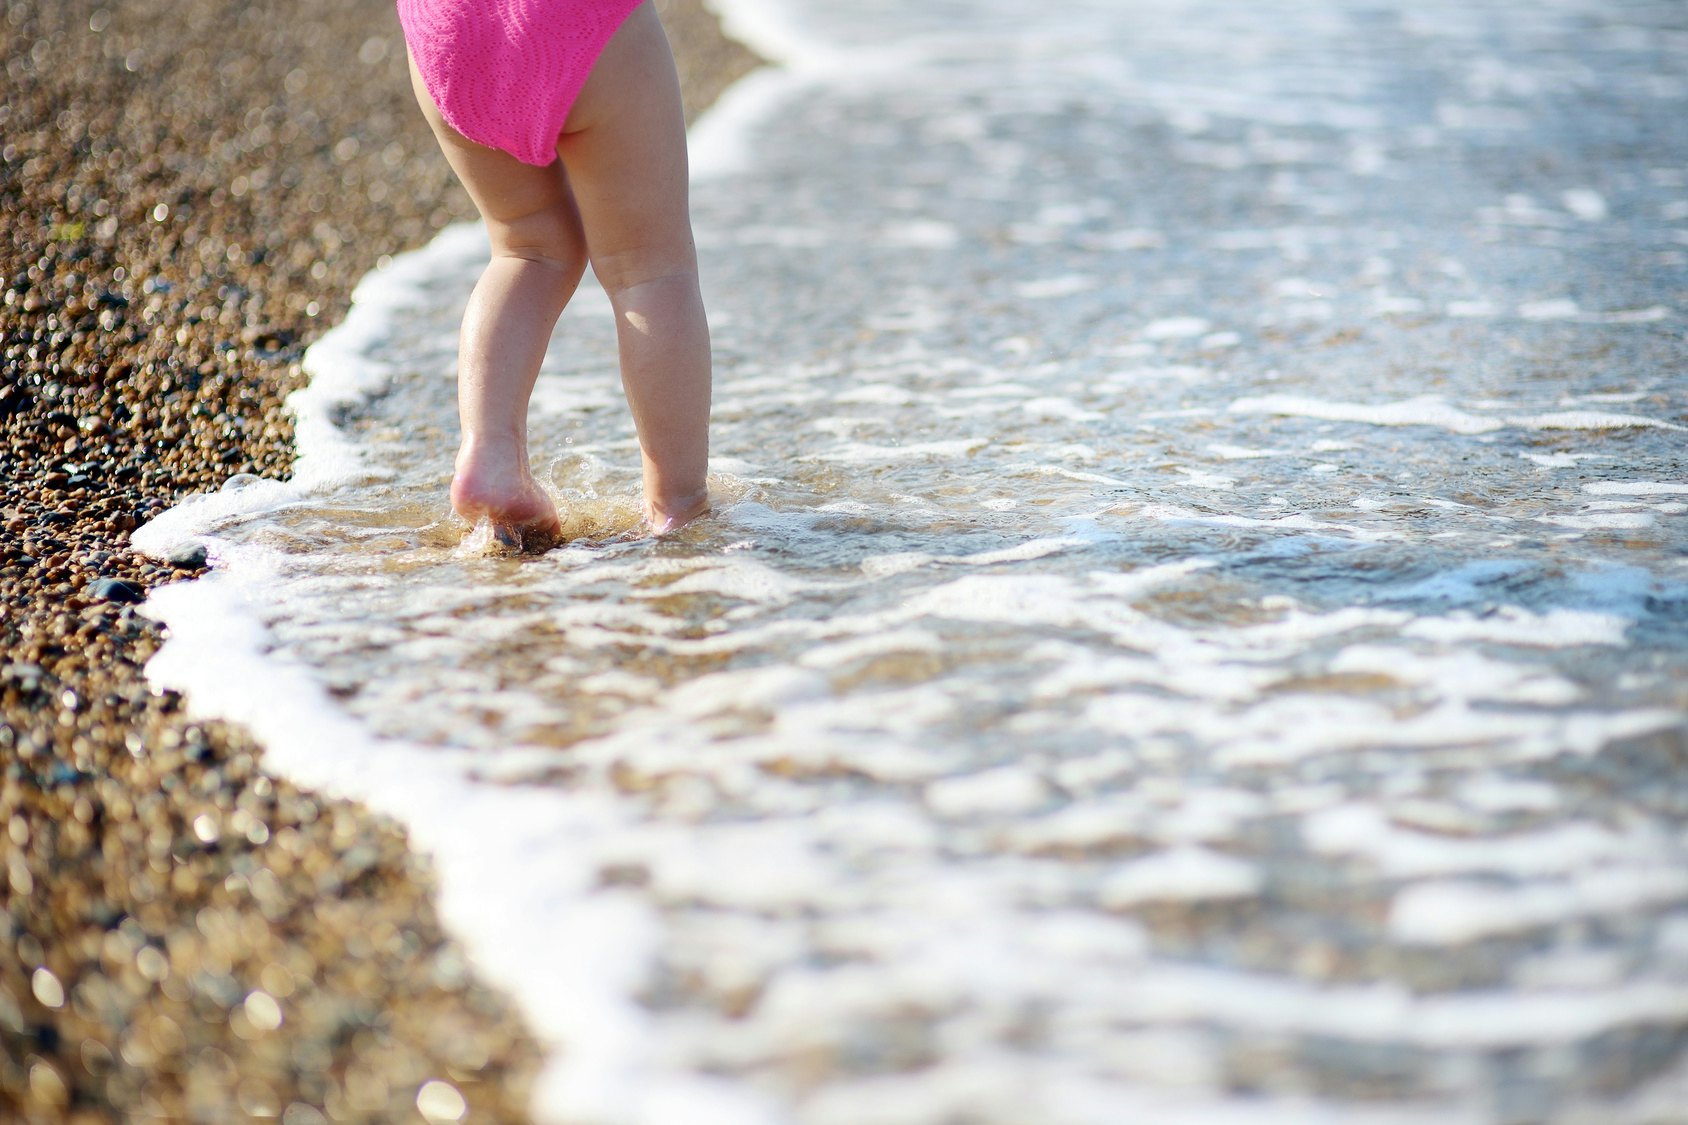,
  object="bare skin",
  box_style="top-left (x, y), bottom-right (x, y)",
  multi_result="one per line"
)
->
top-left (407, 1), bottom-right (711, 547)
